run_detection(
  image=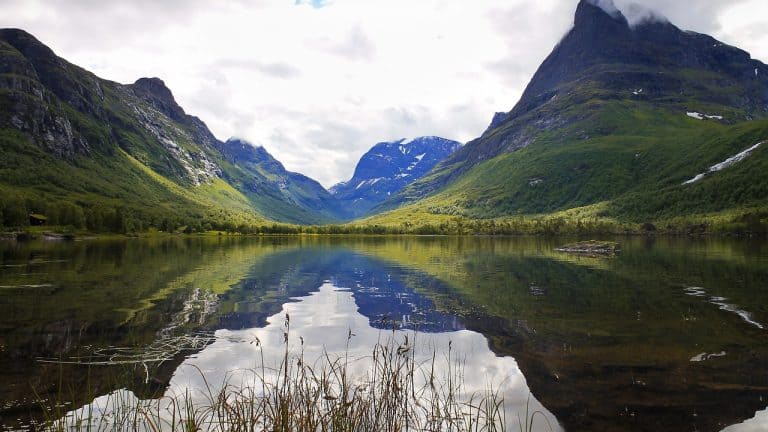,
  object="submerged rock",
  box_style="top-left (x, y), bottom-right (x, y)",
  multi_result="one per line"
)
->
top-left (42, 232), bottom-right (75, 241)
top-left (555, 240), bottom-right (620, 255)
